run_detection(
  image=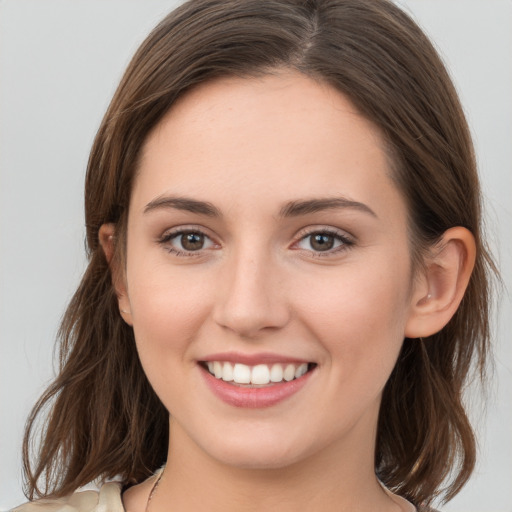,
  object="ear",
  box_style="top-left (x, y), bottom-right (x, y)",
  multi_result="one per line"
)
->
top-left (405, 227), bottom-right (476, 338)
top-left (98, 223), bottom-right (133, 326)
